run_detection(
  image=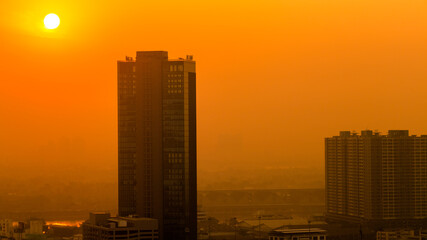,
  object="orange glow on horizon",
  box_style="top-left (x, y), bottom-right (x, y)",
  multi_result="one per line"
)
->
top-left (46, 221), bottom-right (83, 227)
